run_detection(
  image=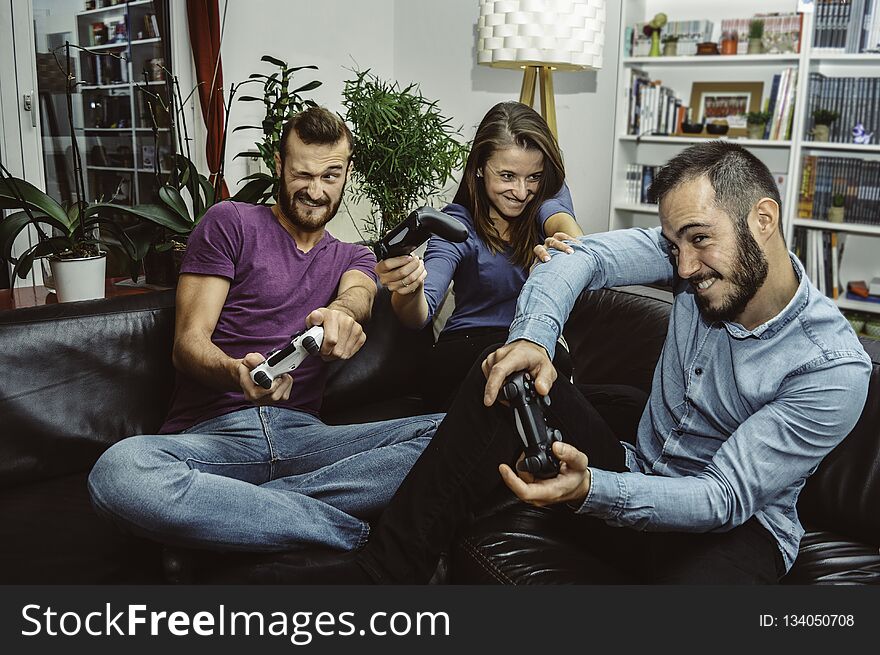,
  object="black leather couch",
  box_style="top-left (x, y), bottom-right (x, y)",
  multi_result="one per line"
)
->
top-left (1, 286), bottom-right (878, 584)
